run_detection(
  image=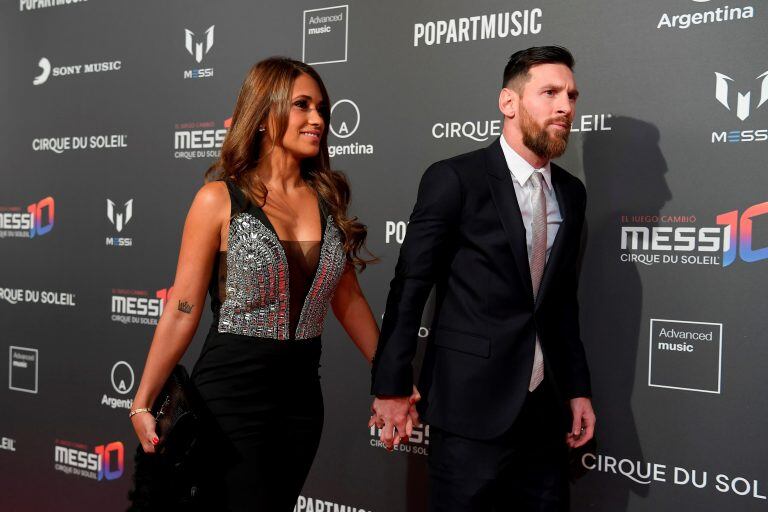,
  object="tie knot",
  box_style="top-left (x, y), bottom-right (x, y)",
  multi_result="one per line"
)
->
top-left (531, 171), bottom-right (545, 190)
